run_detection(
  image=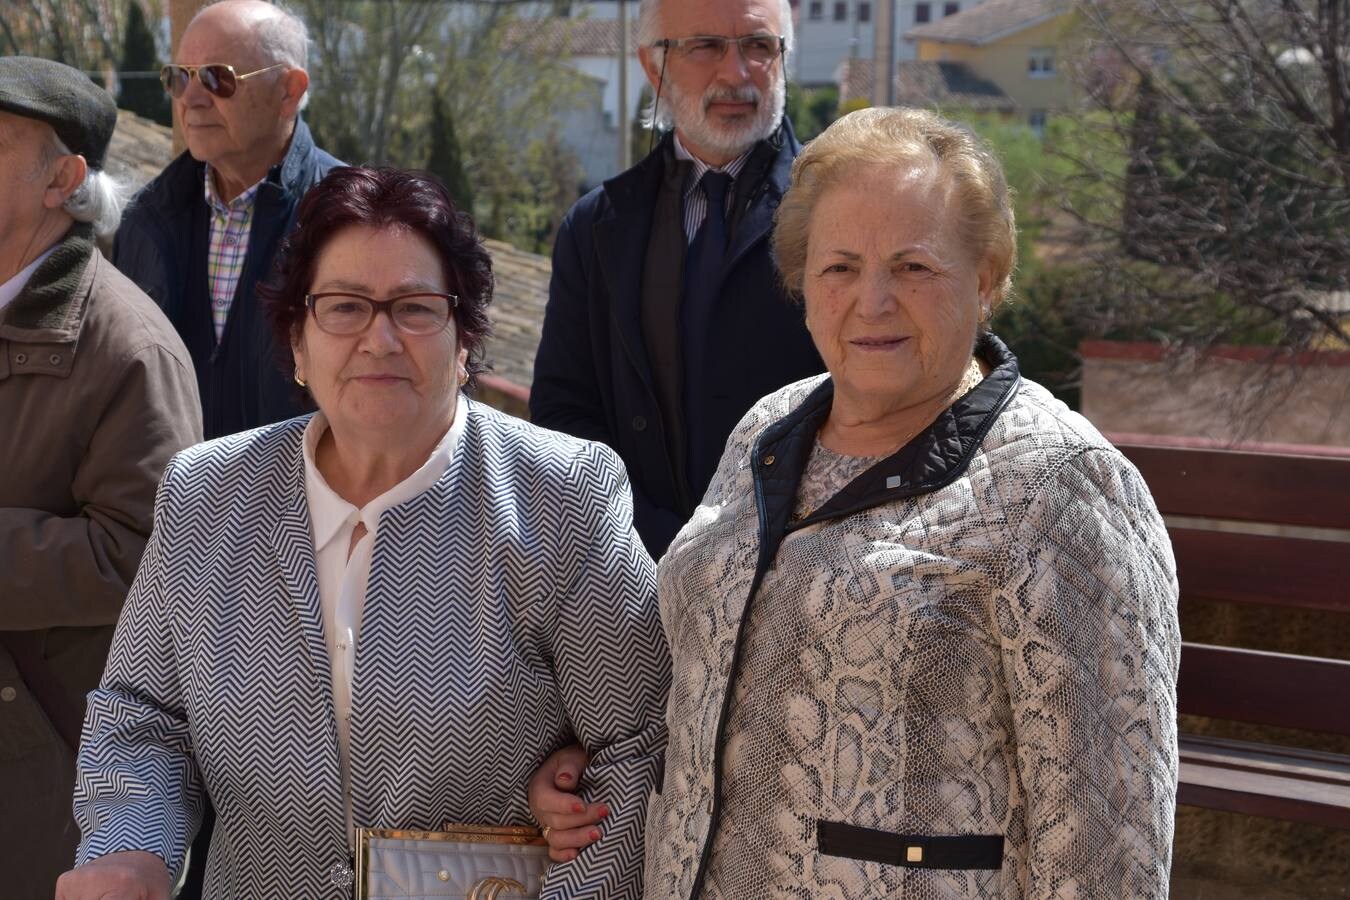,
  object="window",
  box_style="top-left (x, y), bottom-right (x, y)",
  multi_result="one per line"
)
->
top-left (1028, 109), bottom-right (1048, 136)
top-left (858, 1), bottom-right (872, 23)
top-left (1028, 47), bottom-right (1056, 78)
top-left (943, 2), bottom-right (960, 16)
top-left (915, 2), bottom-right (931, 23)
top-left (834, 1), bottom-right (847, 21)
top-left (808, 1), bottom-right (823, 20)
